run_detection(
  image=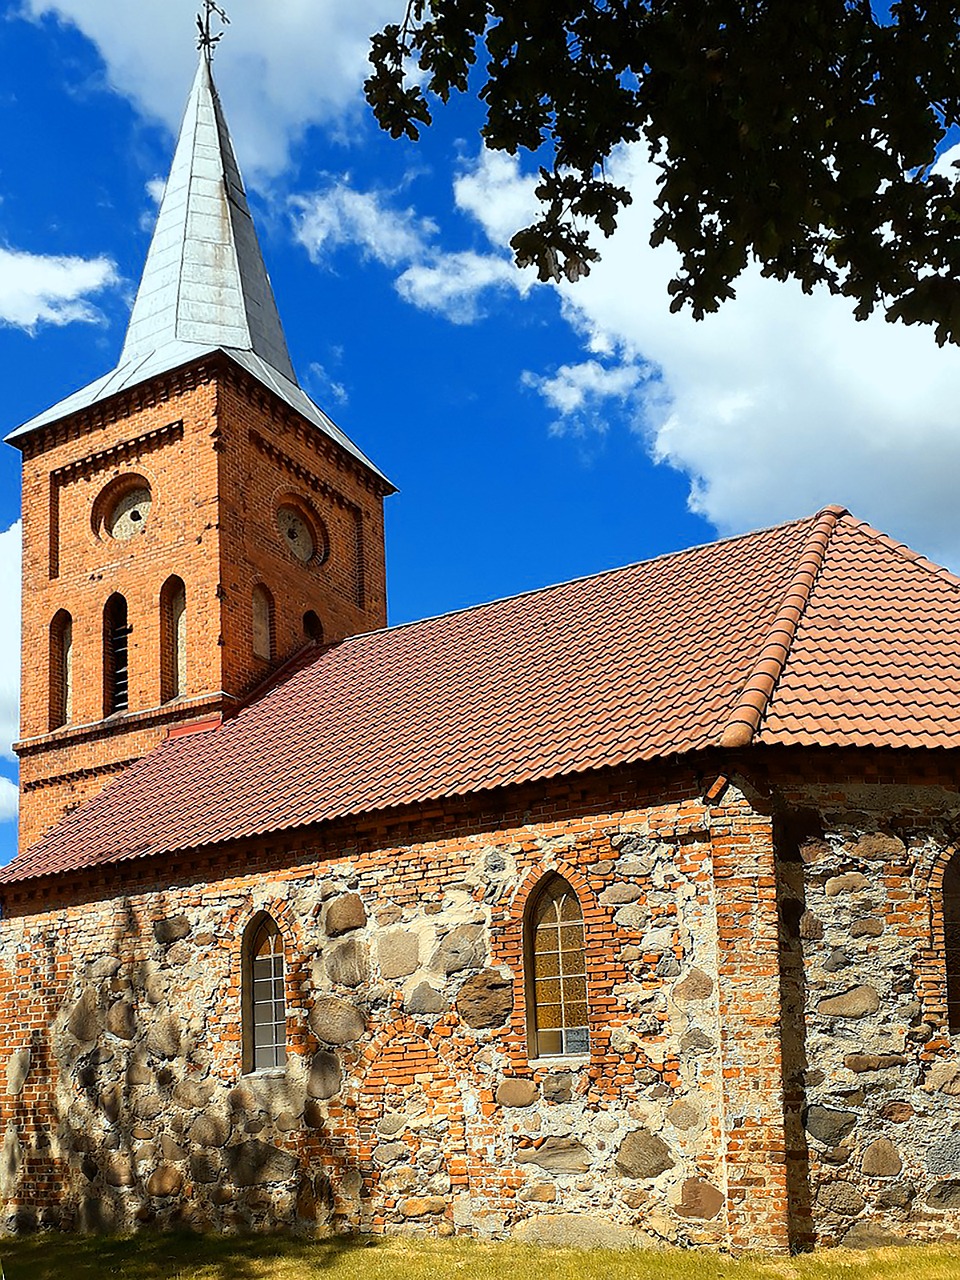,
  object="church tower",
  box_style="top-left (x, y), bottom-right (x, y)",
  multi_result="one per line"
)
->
top-left (8, 48), bottom-right (393, 852)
